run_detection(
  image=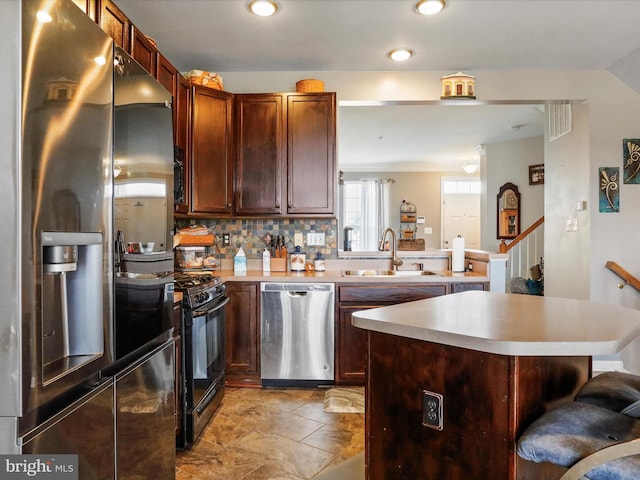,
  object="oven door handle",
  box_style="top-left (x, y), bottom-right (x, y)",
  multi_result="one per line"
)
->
top-left (192, 296), bottom-right (230, 317)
